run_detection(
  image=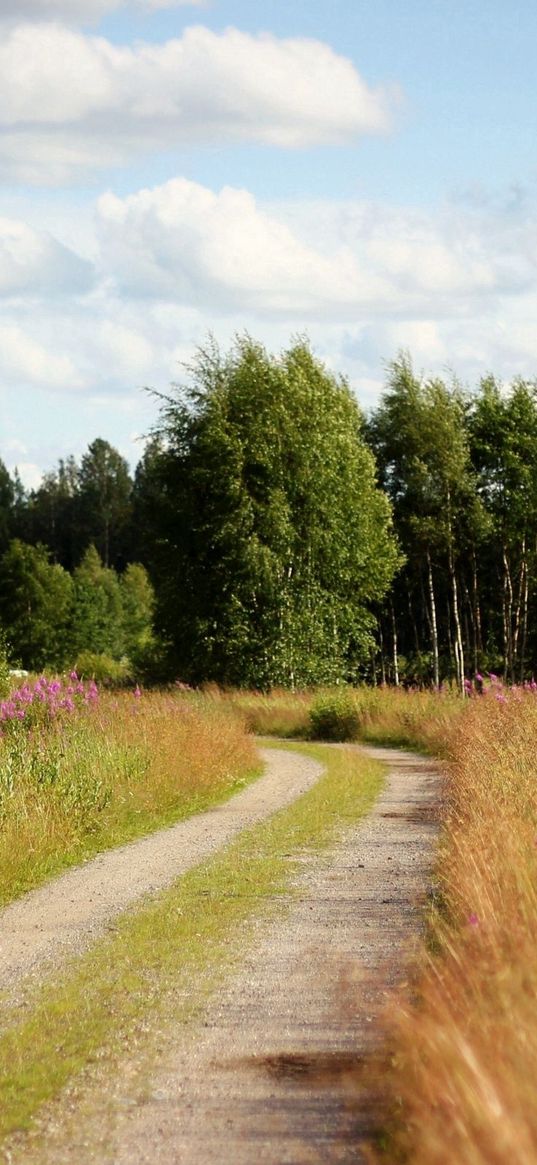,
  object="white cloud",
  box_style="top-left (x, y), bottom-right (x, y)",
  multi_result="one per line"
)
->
top-left (10, 462), bottom-right (43, 490)
top-left (0, 324), bottom-right (84, 388)
top-left (96, 177), bottom-right (389, 317)
top-left (0, 216), bottom-right (93, 296)
top-left (96, 177), bottom-right (534, 323)
top-left (0, 24), bottom-right (395, 183)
